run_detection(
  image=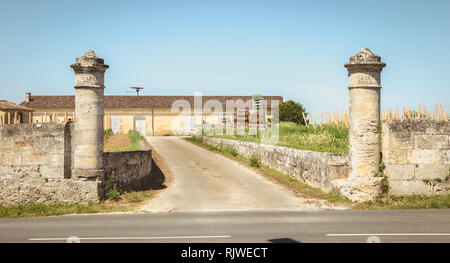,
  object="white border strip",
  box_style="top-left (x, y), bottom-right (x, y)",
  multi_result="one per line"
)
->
top-left (29, 235), bottom-right (232, 241)
top-left (327, 233), bottom-right (450, 237)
